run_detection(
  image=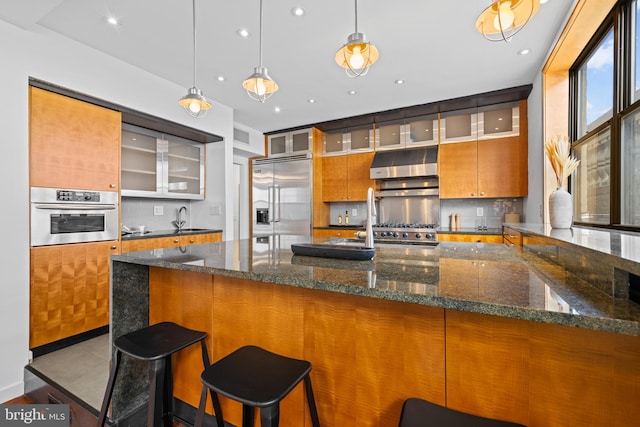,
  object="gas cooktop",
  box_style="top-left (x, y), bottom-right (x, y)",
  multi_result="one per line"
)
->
top-left (372, 223), bottom-right (439, 244)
